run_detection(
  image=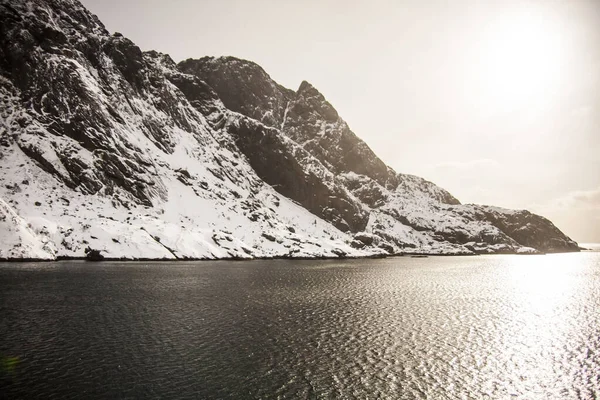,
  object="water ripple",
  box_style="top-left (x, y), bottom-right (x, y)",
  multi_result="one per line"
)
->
top-left (0, 254), bottom-right (599, 399)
